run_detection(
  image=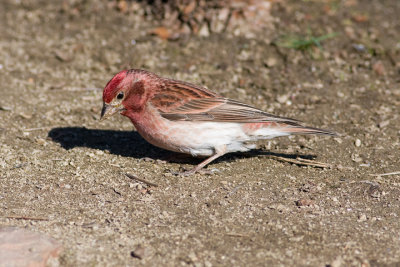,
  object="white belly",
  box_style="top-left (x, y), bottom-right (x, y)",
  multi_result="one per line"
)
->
top-left (169, 121), bottom-right (255, 156)
top-left (133, 110), bottom-right (290, 157)
top-left (135, 119), bottom-right (253, 157)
